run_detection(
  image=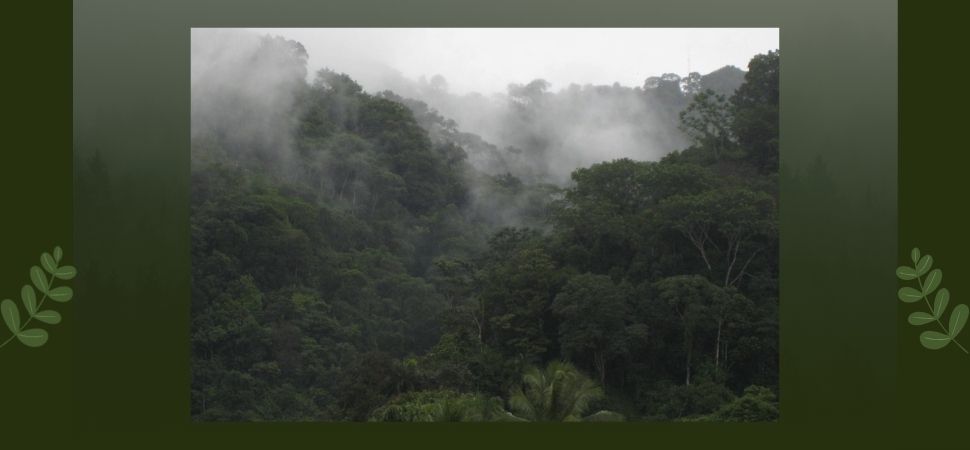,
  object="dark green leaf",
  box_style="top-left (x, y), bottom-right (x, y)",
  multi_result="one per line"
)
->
top-left (911, 247), bottom-right (921, 264)
top-left (581, 410), bottom-right (625, 421)
top-left (949, 304), bottom-right (968, 339)
top-left (17, 328), bottom-right (48, 347)
top-left (1, 299), bottom-right (20, 333)
top-left (933, 289), bottom-right (950, 319)
top-left (30, 265), bottom-right (49, 294)
top-left (898, 287), bottom-right (923, 303)
top-left (53, 246), bottom-right (63, 263)
top-left (920, 331), bottom-right (951, 350)
top-left (923, 269), bottom-right (942, 296)
top-left (916, 255), bottom-right (933, 276)
top-left (48, 287), bottom-right (73, 303)
top-left (33, 310), bottom-right (61, 325)
top-left (896, 266), bottom-right (917, 280)
top-left (41, 252), bottom-right (57, 274)
top-left (908, 312), bottom-right (936, 326)
top-left (53, 265), bottom-right (76, 280)
top-left (21, 285), bottom-right (37, 315)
